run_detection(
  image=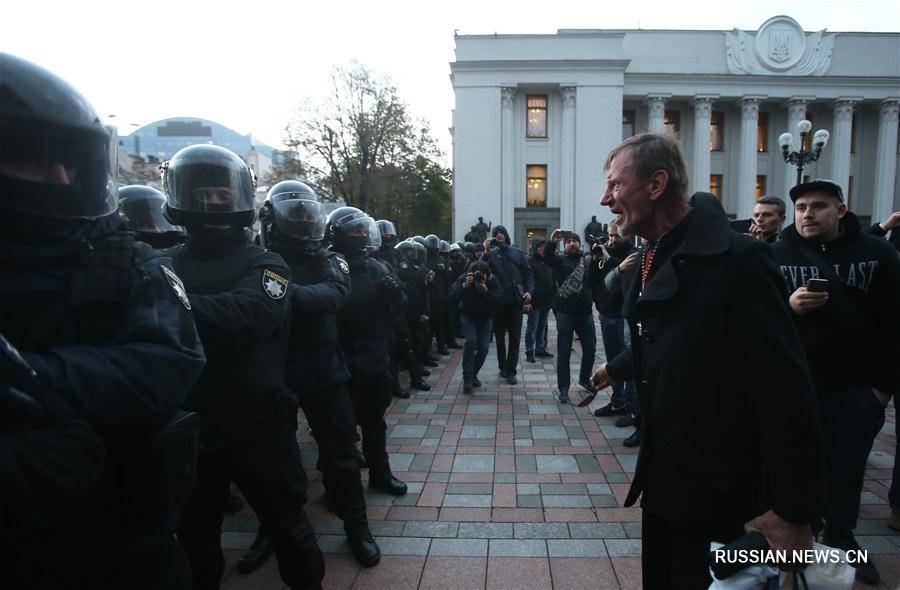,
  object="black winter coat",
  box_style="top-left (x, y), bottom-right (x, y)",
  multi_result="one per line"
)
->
top-left (448, 273), bottom-right (503, 319)
top-left (606, 193), bottom-right (824, 537)
top-left (527, 239), bottom-right (555, 310)
top-left (544, 240), bottom-right (594, 316)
